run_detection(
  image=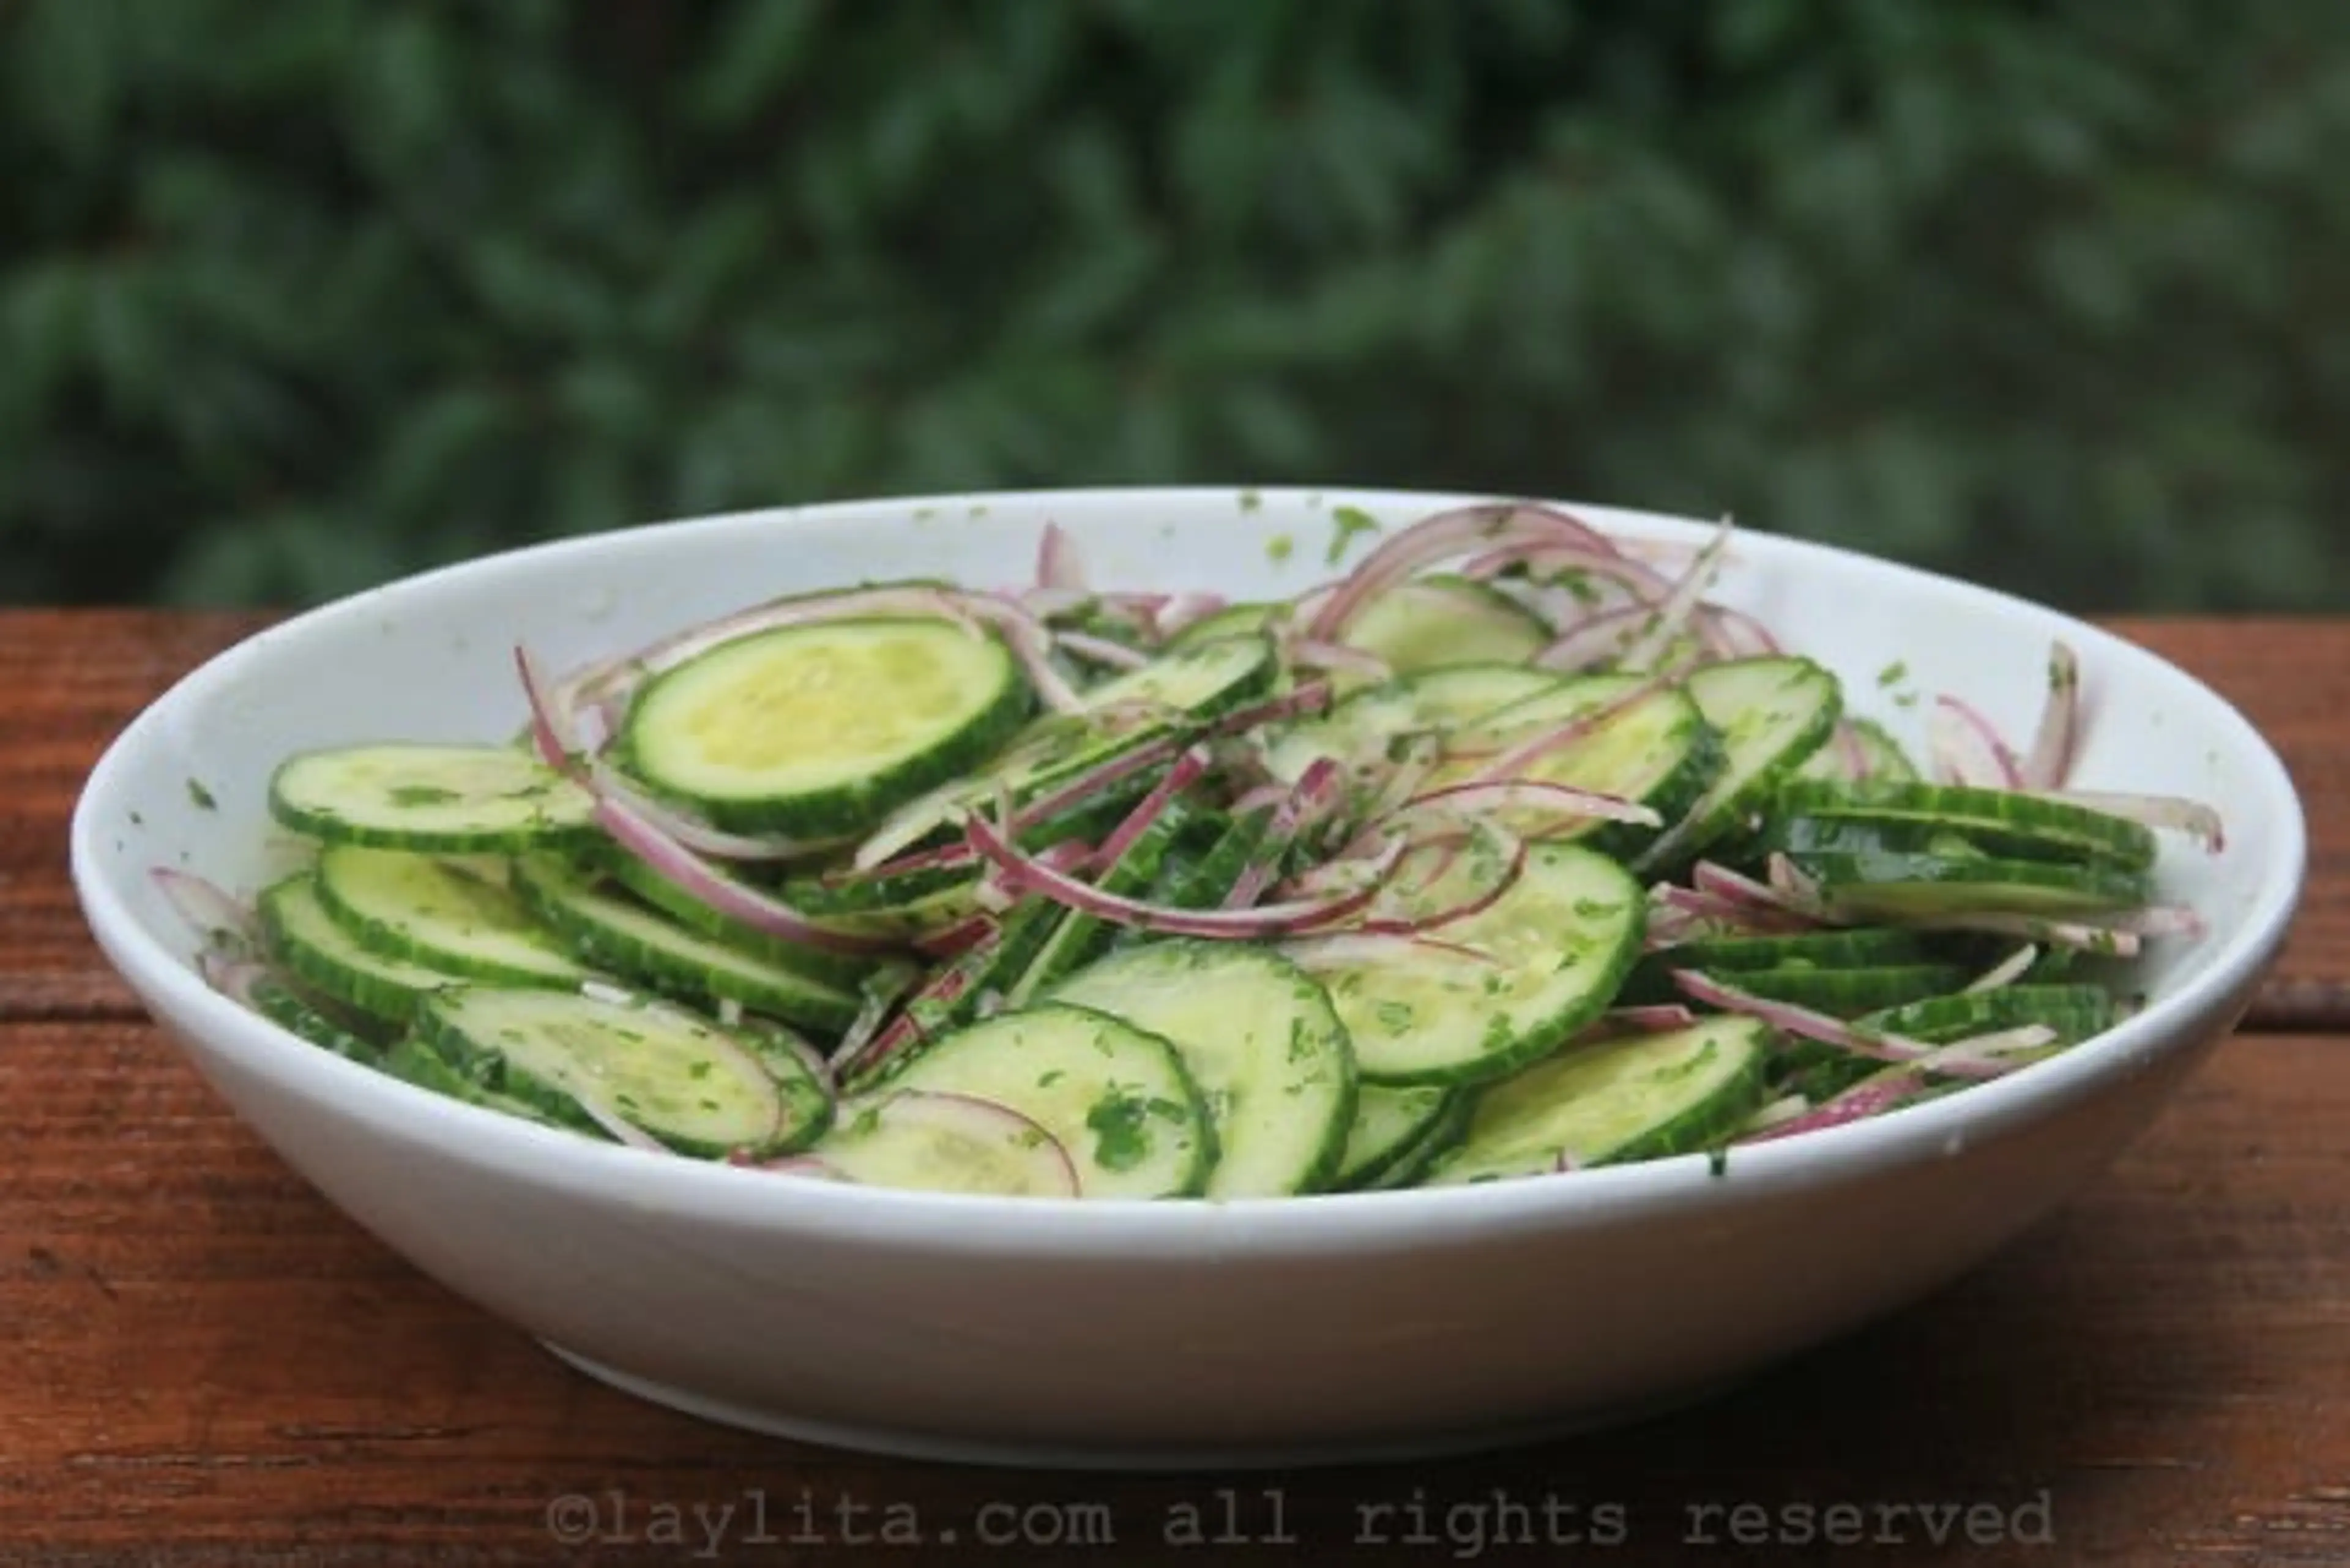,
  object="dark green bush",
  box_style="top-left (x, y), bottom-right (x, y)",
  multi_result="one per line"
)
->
top-left (4, 0), bottom-right (2346, 610)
